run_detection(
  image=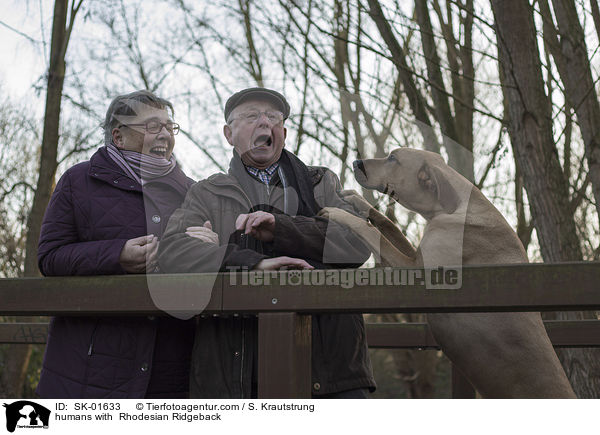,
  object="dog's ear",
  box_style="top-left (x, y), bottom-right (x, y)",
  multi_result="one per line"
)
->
top-left (418, 163), bottom-right (459, 213)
